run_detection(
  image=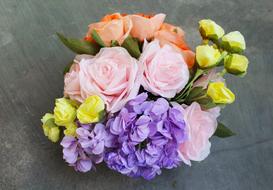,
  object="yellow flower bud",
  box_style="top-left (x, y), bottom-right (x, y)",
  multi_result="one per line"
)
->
top-left (41, 113), bottom-right (54, 136)
top-left (54, 98), bottom-right (76, 126)
top-left (64, 122), bottom-right (78, 137)
top-left (199, 19), bottom-right (225, 40)
top-left (207, 82), bottom-right (235, 104)
top-left (222, 31), bottom-right (246, 53)
top-left (224, 54), bottom-right (249, 76)
top-left (41, 113), bottom-right (54, 124)
top-left (196, 45), bottom-right (221, 69)
top-left (77, 95), bottom-right (105, 124)
top-left (48, 127), bottom-right (60, 143)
